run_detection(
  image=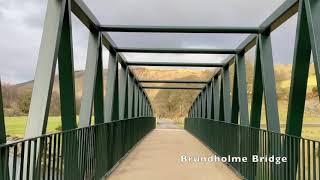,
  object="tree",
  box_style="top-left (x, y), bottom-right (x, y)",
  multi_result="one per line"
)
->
top-left (18, 92), bottom-right (32, 114)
